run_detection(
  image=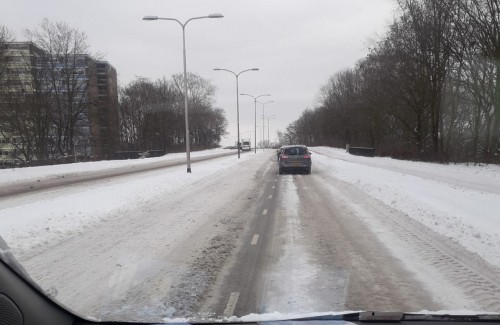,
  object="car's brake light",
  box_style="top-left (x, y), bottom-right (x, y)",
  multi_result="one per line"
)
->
top-left (304, 154), bottom-right (311, 159)
top-left (280, 154), bottom-right (288, 159)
